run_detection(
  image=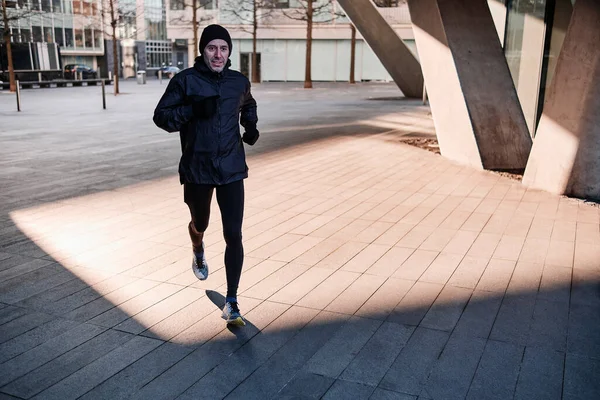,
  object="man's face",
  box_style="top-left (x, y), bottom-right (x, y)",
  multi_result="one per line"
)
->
top-left (203, 39), bottom-right (229, 73)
